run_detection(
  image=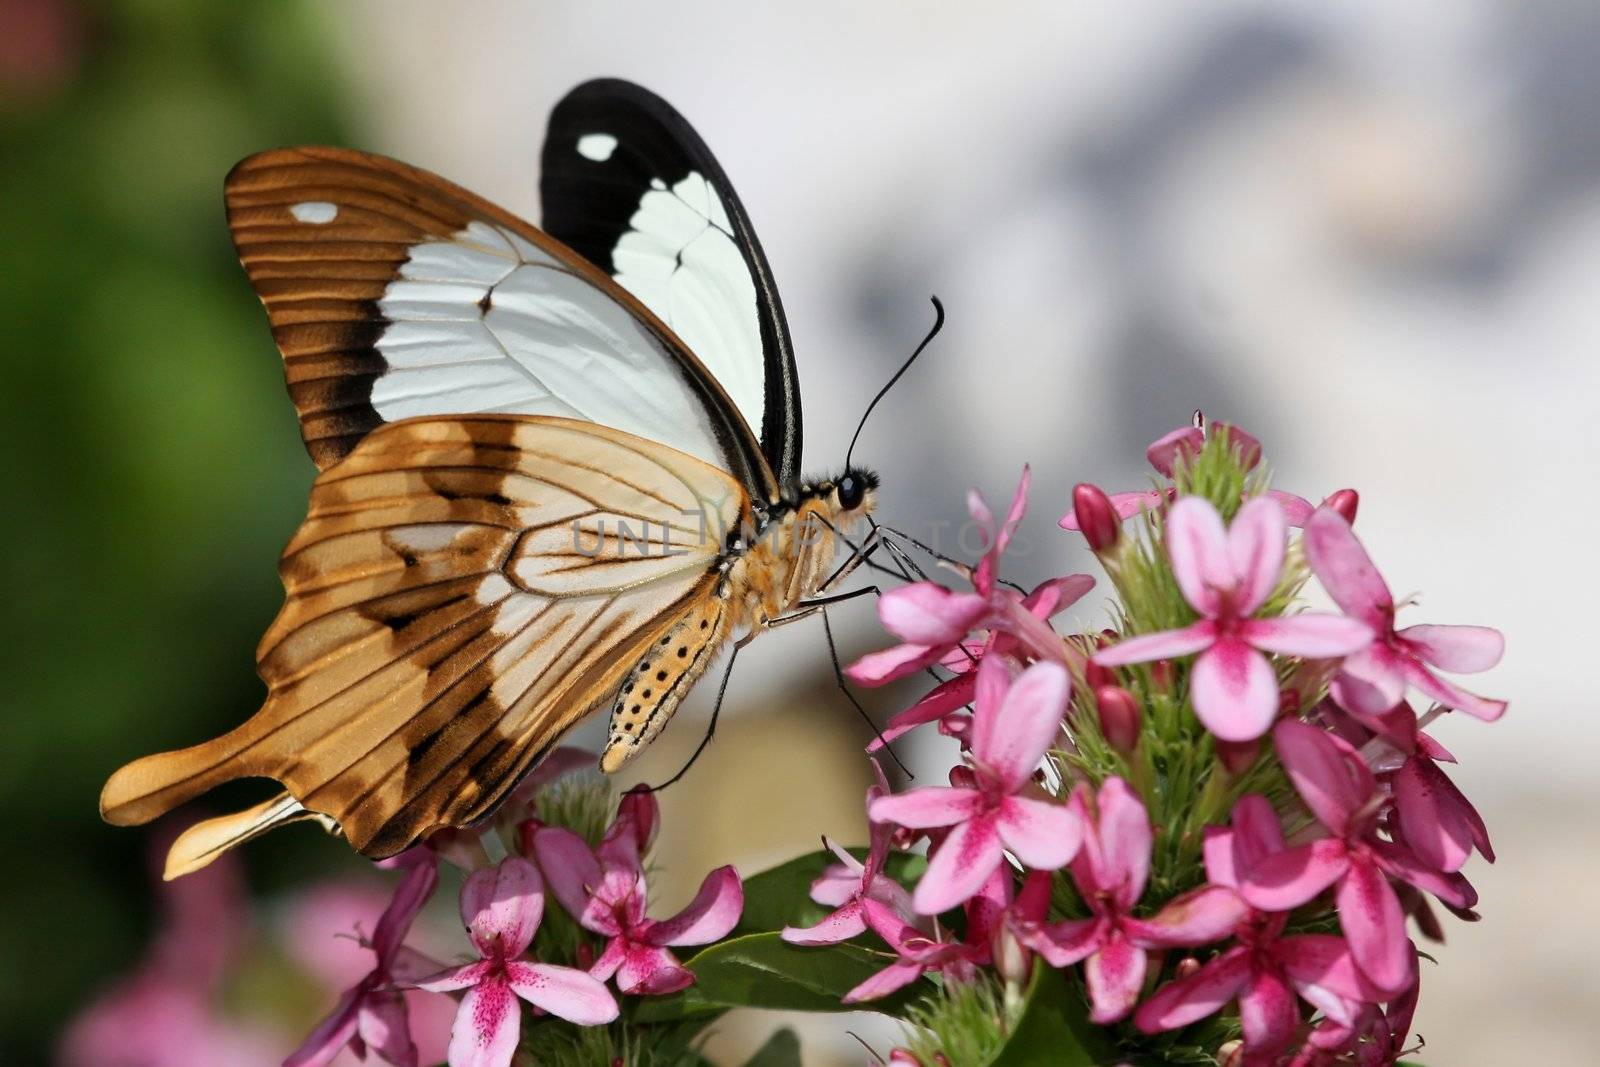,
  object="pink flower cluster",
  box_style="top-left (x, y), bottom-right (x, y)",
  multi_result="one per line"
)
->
top-left (832, 422), bottom-right (1503, 1065)
top-left (287, 760), bottom-right (743, 1067)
